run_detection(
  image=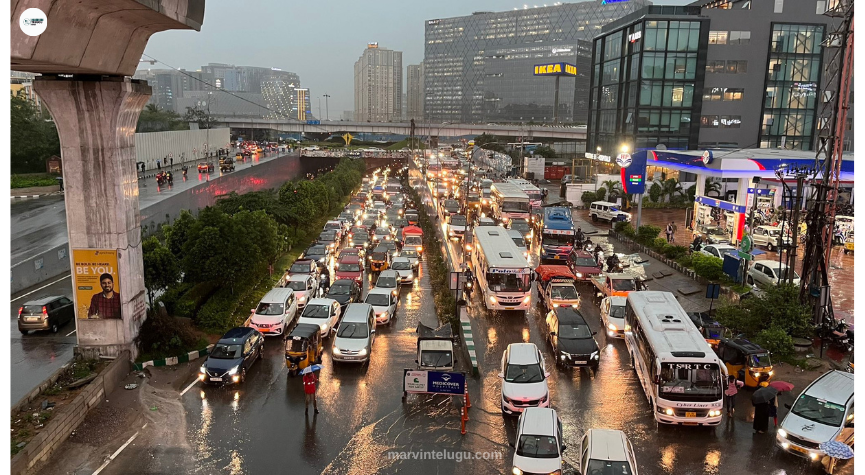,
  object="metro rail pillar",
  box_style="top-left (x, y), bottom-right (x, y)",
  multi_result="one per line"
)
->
top-left (34, 76), bottom-right (151, 360)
